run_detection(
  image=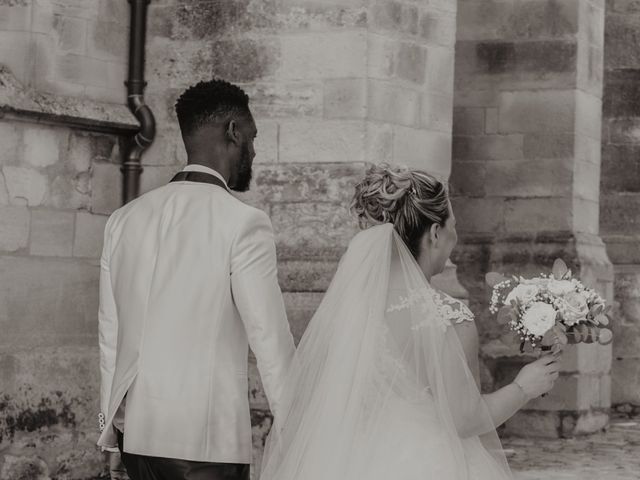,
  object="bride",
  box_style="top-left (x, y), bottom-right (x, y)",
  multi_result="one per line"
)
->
top-left (260, 164), bottom-right (561, 480)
